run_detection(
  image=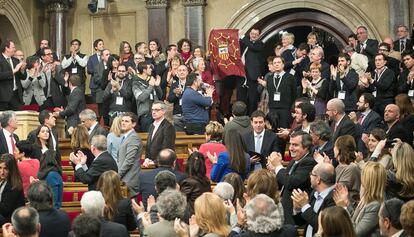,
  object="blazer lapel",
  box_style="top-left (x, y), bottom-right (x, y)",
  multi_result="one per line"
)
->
top-left (152, 120), bottom-right (165, 140)
top-left (0, 130), bottom-right (8, 152)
